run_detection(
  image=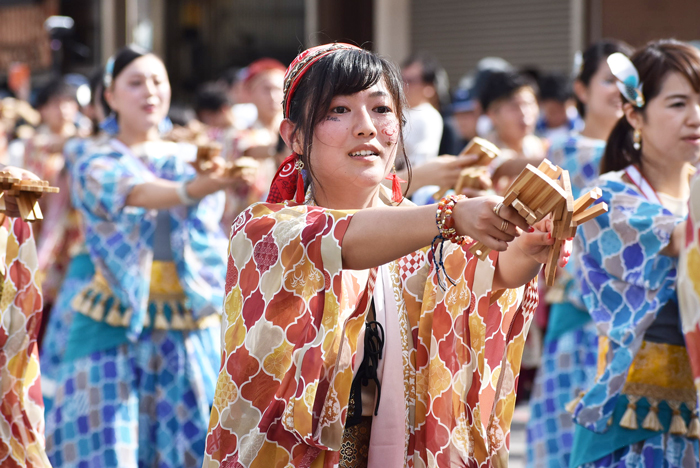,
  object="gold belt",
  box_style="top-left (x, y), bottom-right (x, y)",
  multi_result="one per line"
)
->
top-left (72, 261), bottom-right (219, 330)
top-left (590, 336), bottom-right (699, 436)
